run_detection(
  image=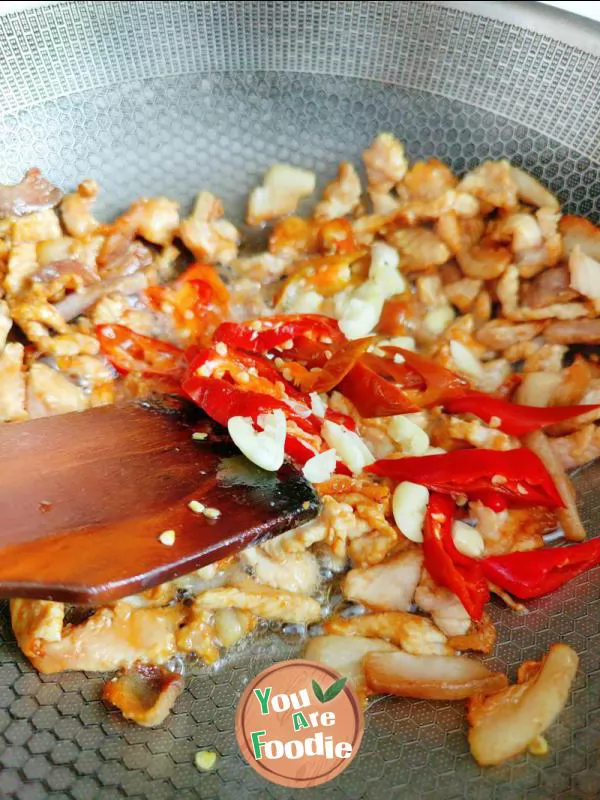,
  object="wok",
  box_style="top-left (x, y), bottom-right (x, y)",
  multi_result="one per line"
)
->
top-left (0, 2), bottom-right (599, 797)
